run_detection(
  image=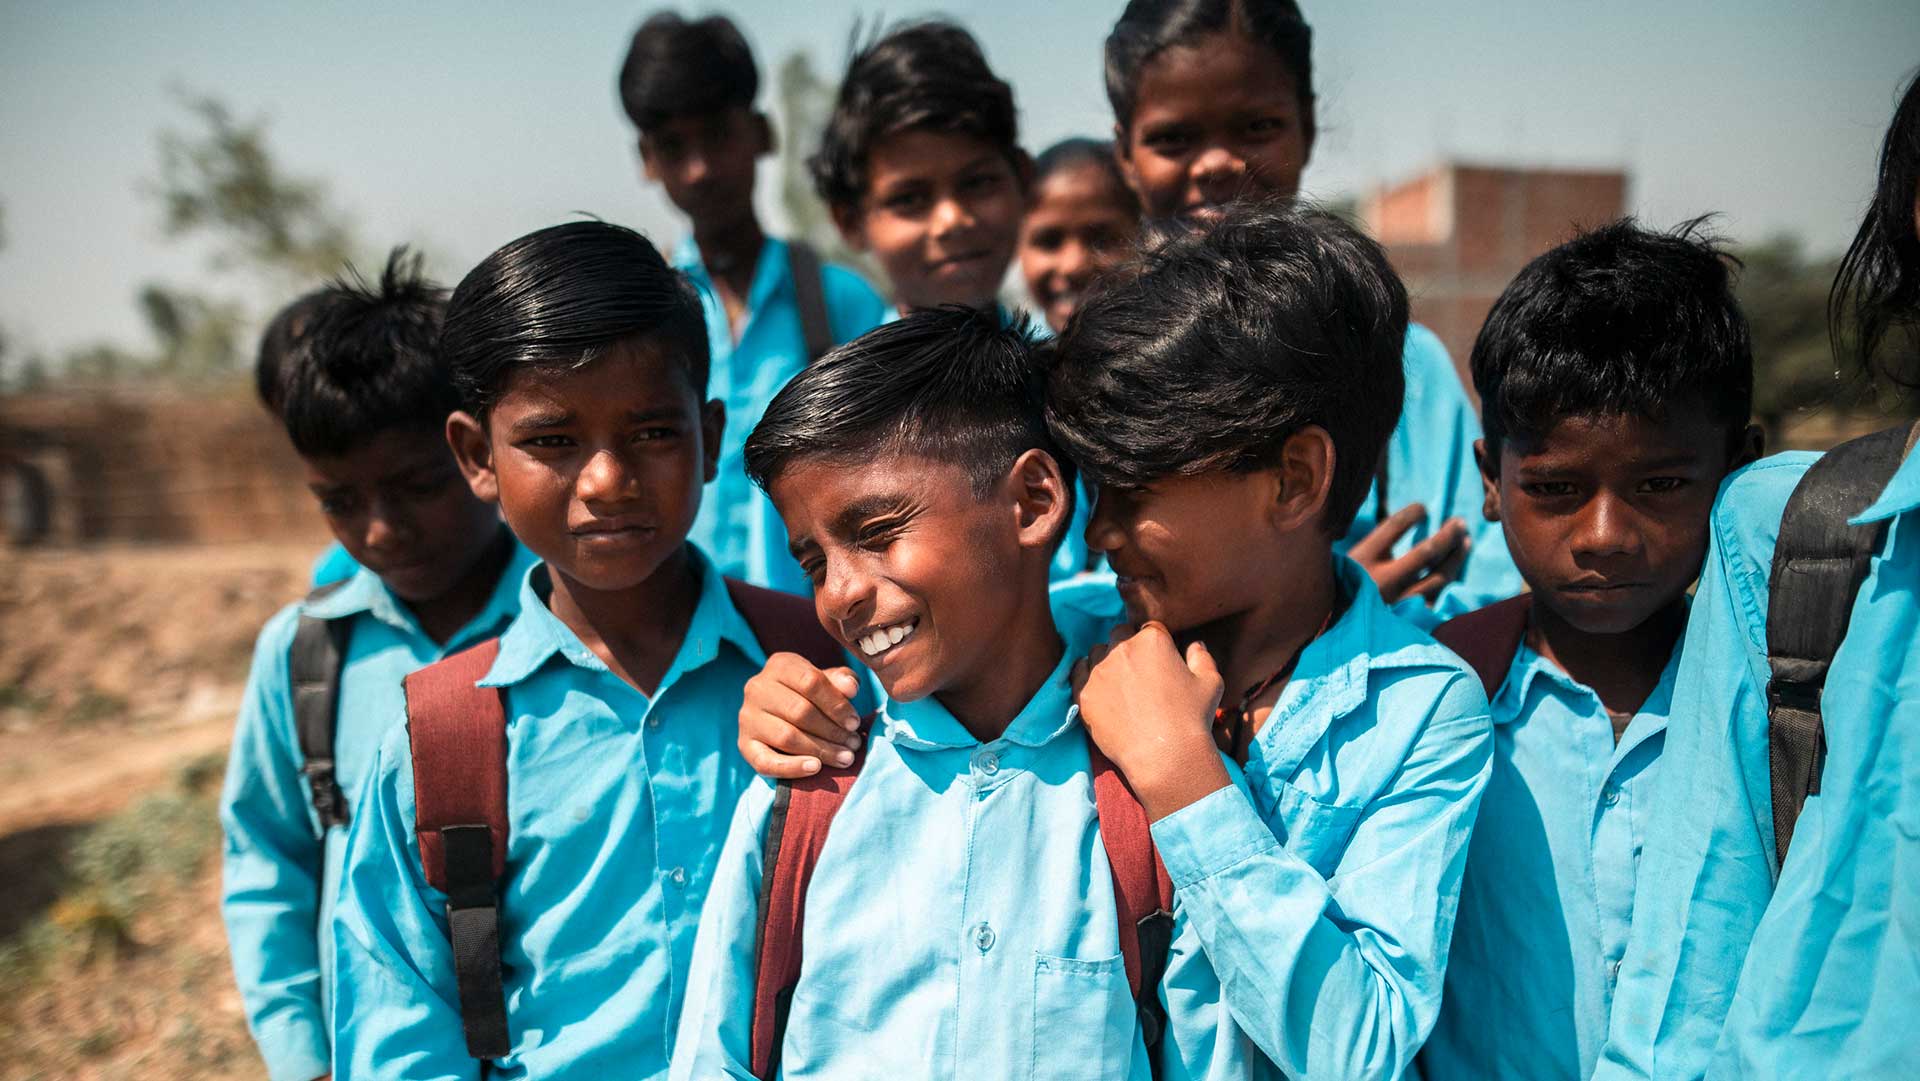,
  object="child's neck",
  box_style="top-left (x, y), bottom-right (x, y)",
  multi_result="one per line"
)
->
top-left (934, 598), bottom-right (1065, 745)
top-left (1186, 554), bottom-right (1339, 726)
top-left (1527, 595), bottom-right (1686, 725)
top-left (405, 525), bottom-right (514, 646)
top-left (545, 543), bottom-right (703, 697)
top-left (694, 212), bottom-right (766, 307)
